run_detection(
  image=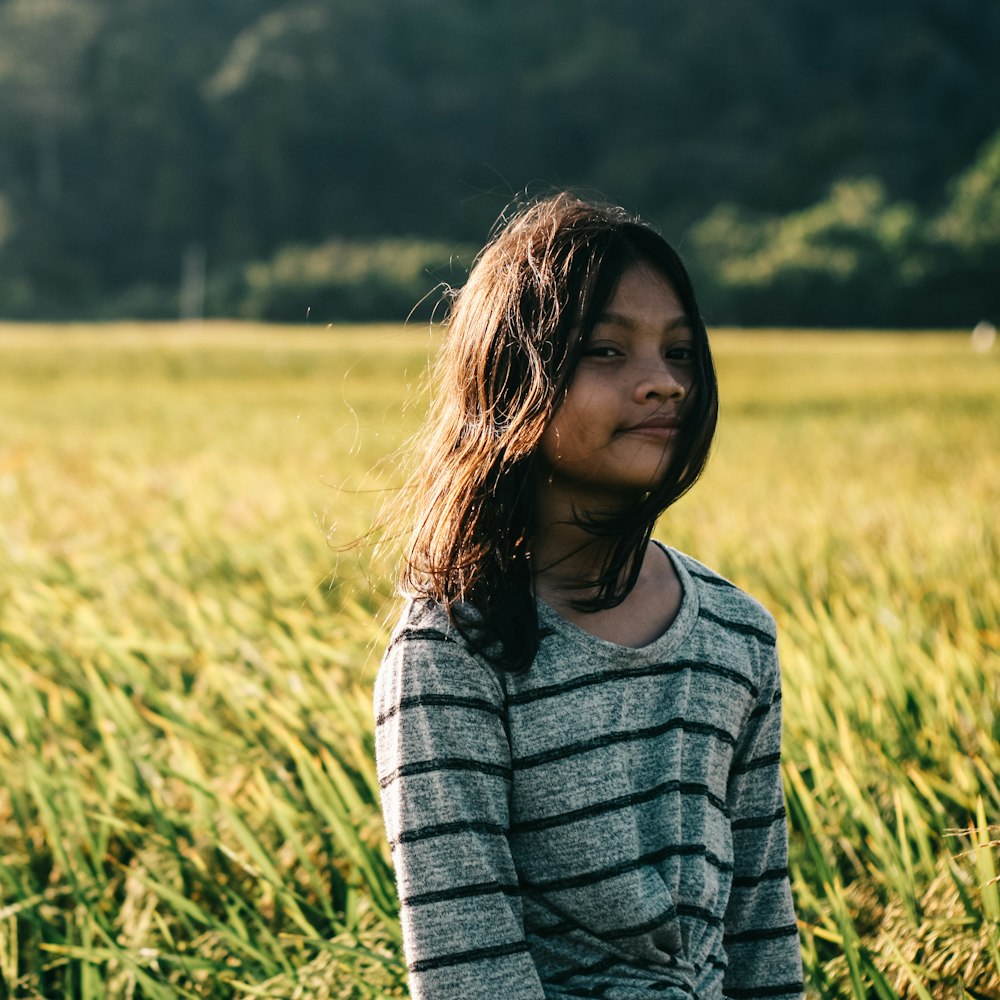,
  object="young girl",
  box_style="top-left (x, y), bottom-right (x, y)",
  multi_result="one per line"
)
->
top-left (374, 194), bottom-right (803, 999)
